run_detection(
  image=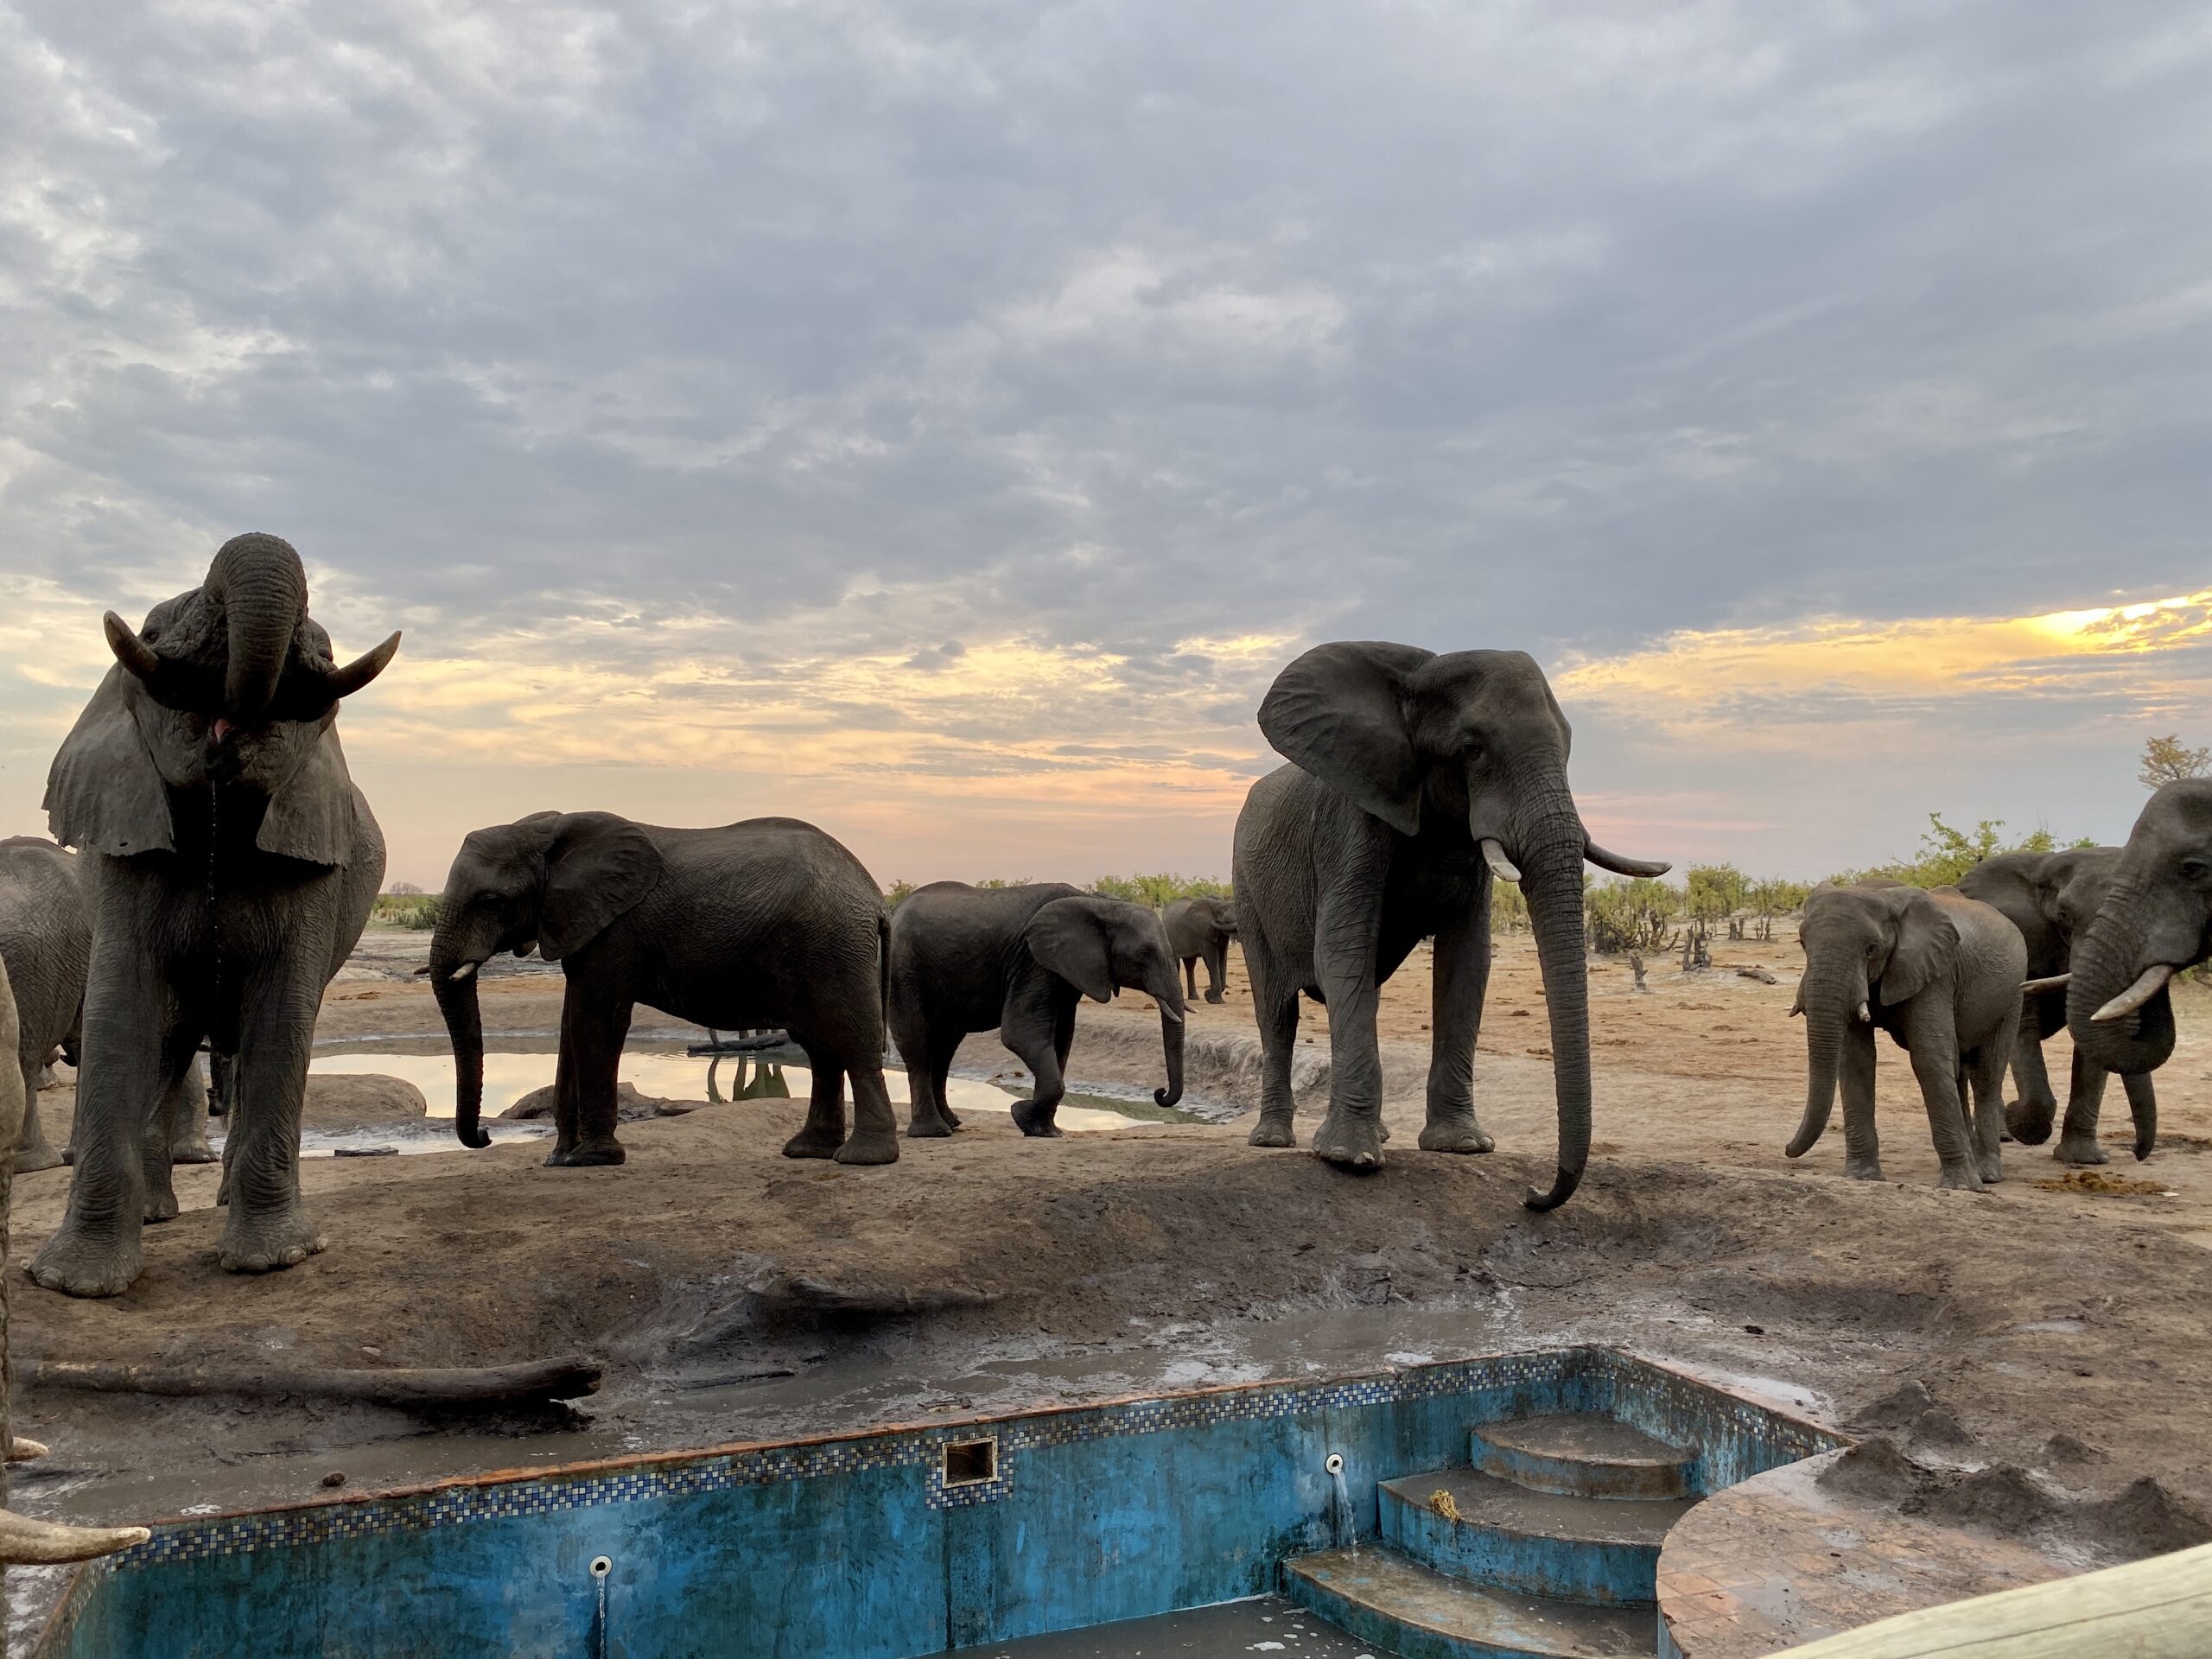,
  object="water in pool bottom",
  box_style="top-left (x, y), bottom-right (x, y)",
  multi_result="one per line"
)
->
top-left (948, 1596), bottom-right (1381, 1658)
top-left (306, 1046), bottom-right (1199, 1143)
